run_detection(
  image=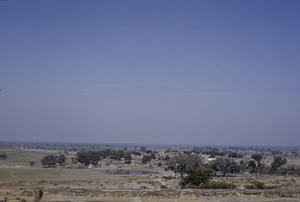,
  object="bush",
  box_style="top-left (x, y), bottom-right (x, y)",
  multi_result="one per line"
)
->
top-left (168, 154), bottom-right (203, 173)
top-left (29, 161), bottom-right (35, 166)
top-left (0, 153), bottom-right (7, 160)
top-left (142, 154), bottom-right (155, 163)
top-left (41, 155), bottom-right (56, 167)
top-left (209, 158), bottom-right (240, 174)
top-left (191, 181), bottom-right (236, 189)
top-left (180, 168), bottom-right (213, 187)
top-left (245, 181), bottom-right (278, 189)
top-left (180, 168), bottom-right (237, 189)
